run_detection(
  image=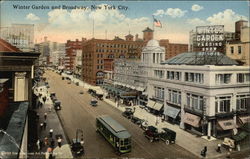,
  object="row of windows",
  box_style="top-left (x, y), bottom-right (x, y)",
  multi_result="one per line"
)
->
top-left (154, 87), bottom-right (164, 99)
top-left (96, 49), bottom-right (127, 53)
top-left (96, 43), bottom-right (143, 49)
top-left (230, 46), bottom-right (241, 54)
top-left (216, 73), bottom-right (250, 84)
top-left (185, 72), bottom-right (204, 84)
top-left (159, 87), bottom-right (250, 113)
top-left (154, 70), bottom-right (204, 84)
